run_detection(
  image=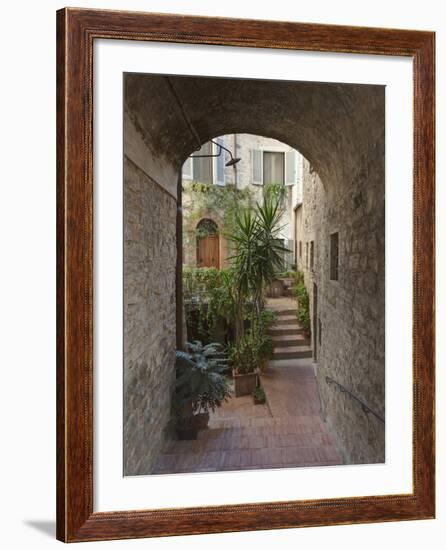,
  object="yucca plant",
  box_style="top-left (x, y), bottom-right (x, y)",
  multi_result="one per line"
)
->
top-left (225, 209), bottom-right (259, 346)
top-left (226, 195), bottom-right (290, 360)
top-left (254, 195), bottom-right (290, 285)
